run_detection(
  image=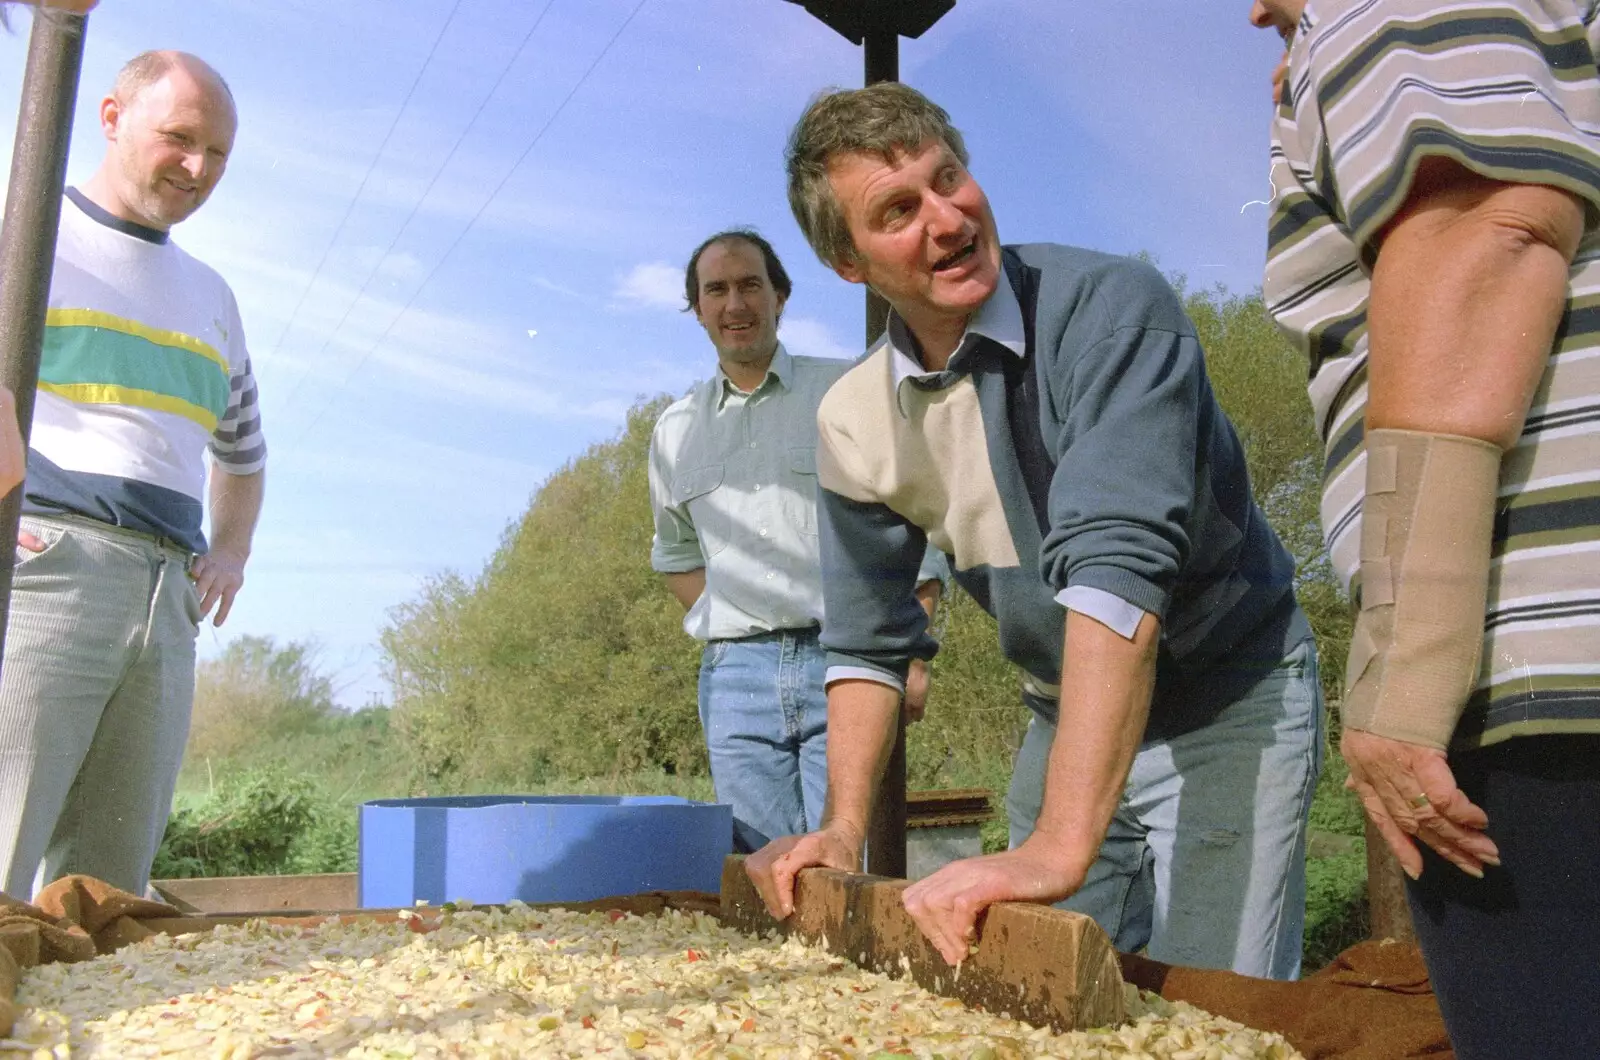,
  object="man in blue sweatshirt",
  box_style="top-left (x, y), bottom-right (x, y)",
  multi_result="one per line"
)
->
top-left (746, 83), bottom-right (1323, 979)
